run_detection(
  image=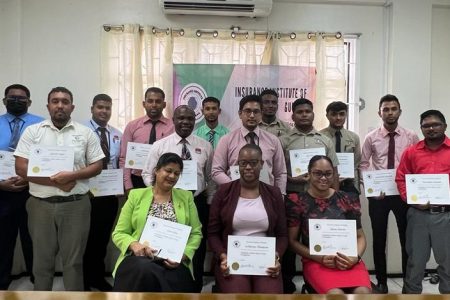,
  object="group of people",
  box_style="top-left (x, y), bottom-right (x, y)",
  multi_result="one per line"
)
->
top-left (0, 83), bottom-right (449, 294)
